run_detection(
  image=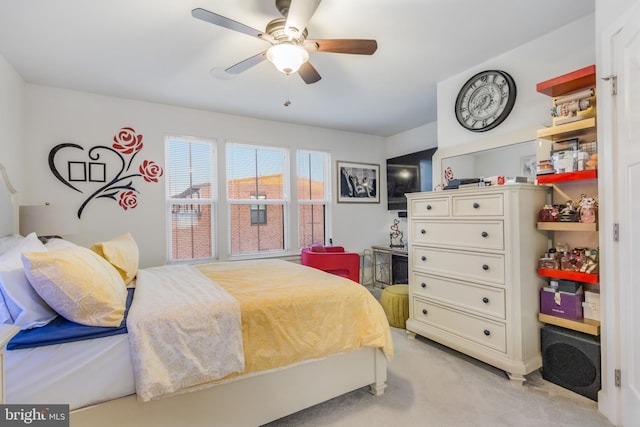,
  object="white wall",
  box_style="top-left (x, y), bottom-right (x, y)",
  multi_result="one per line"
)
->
top-left (22, 85), bottom-right (388, 267)
top-left (386, 122), bottom-right (437, 158)
top-left (382, 14), bottom-right (596, 247)
top-left (4, 11), bottom-right (601, 272)
top-left (384, 14), bottom-right (595, 238)
top-left (0, 55), bottom-right (26, 202)
top-left (437, 13), bottom-right (596, 153)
